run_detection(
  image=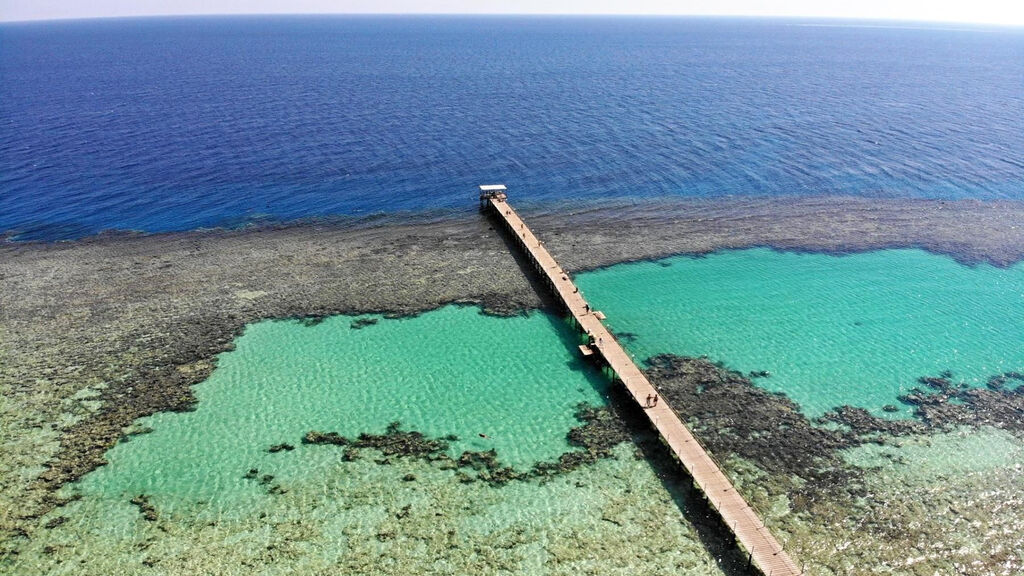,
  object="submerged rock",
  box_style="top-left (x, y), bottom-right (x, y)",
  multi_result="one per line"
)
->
top-left (292, 358), bottom-right (1022, 502)
top-left (350, 317), bottom-right (379, 330)
top-left (129, 494), bottom-right (158, 522)
top-left (986, 371), bottom-right (1024, 391)
top-left (898, 373), bottom-right (1024, 432)
top-left (918, 375), bottom-right (957, 393)
top-left (303, 431), bottom-right (349, 446)
top-left (819, 405), bottom-right (923, 437)
top-left (43, 516), bottom-right (67, 530)
top-left (455, 449), bottom-right (491, 467)
top-left (299, 405), bottom-right (634, 487)
top-left (646, 355), bottom-right (1024, 496)
top-left (342, 446), bottom-right (361, 461)
top-left (118, 425), bottom-right (154, 444)
top-left (351, 421), bottom-right (449, 457)
top-left (567, 402), bottom-right (632, 454)
top-left (645, 354), bottom-right (857, 488)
